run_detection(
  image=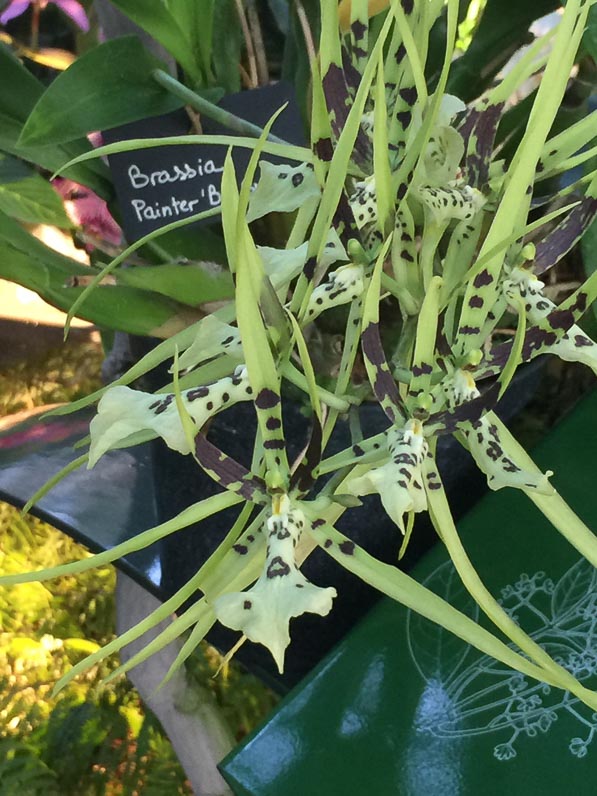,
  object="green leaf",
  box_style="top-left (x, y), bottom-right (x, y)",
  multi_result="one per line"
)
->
top-left (114, 262), bottom-right (234, 306)
top-left (212, 0), bottom-right (242, 93)
top-left (0, 211), bottom-right (196, 336)
top-left (105, 1), bottom-right (202, 83)
top-left (169, 0), bottom-right (215, 82)
top-left (18, 37), bottom-right (184, 148)
top-left (0, 44), bottom-right (111, 196)
top-left (447, 0), bottom-right (560, 101)
top-left (0, 155), bottom-right (71, 227)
